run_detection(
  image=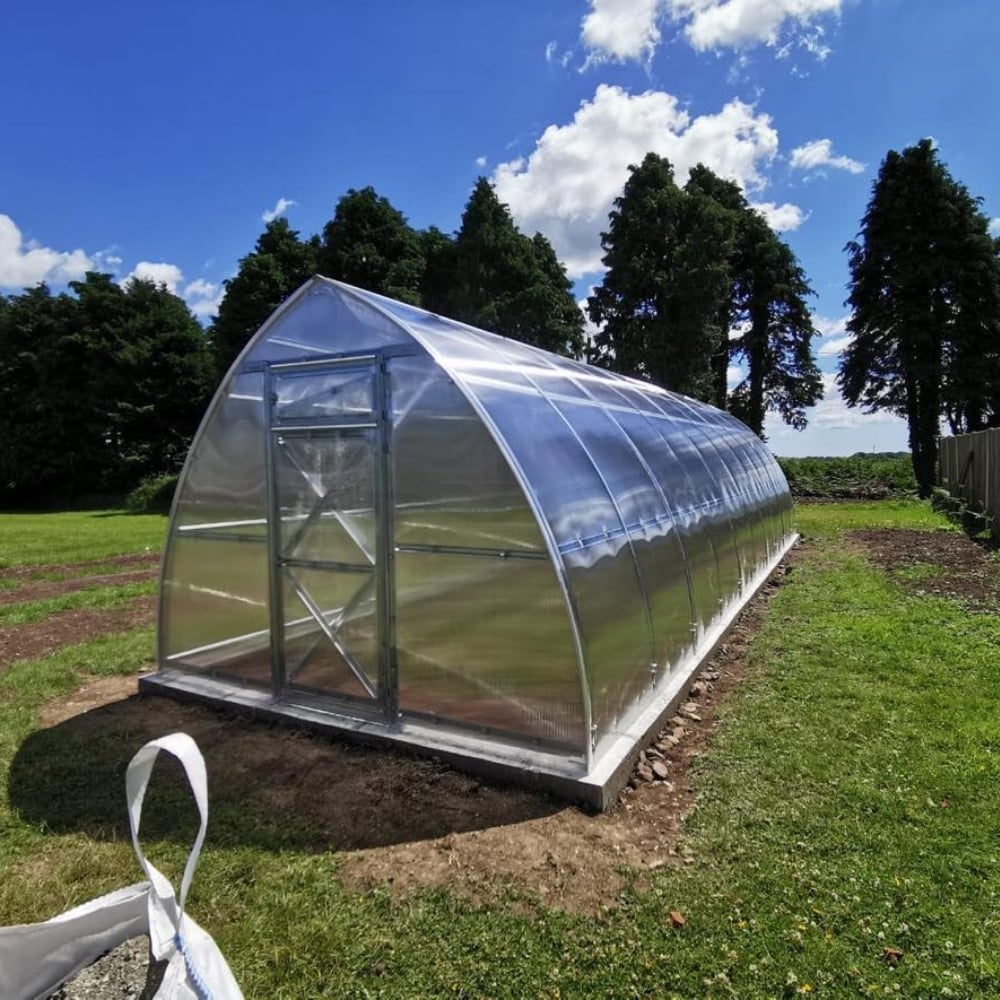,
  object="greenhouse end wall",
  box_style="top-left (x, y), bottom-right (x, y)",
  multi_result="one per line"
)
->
top-left (143, 277), bottom-right (796, 808)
